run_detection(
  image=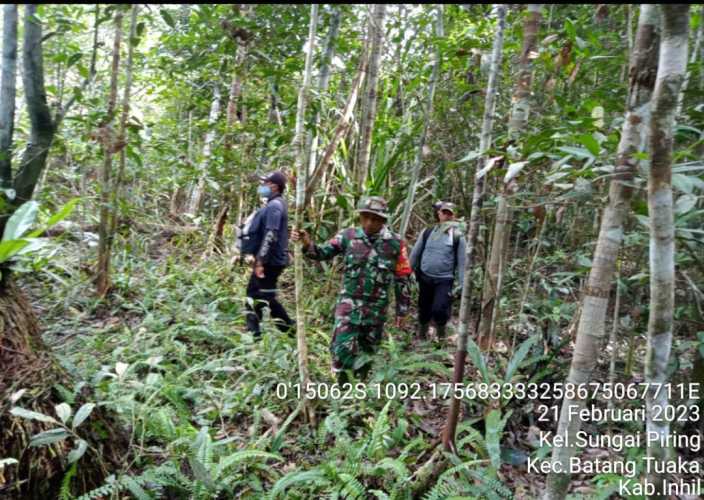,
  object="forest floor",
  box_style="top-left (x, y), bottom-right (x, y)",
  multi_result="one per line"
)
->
top-left (19, 223), bottom-right (703, 498)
